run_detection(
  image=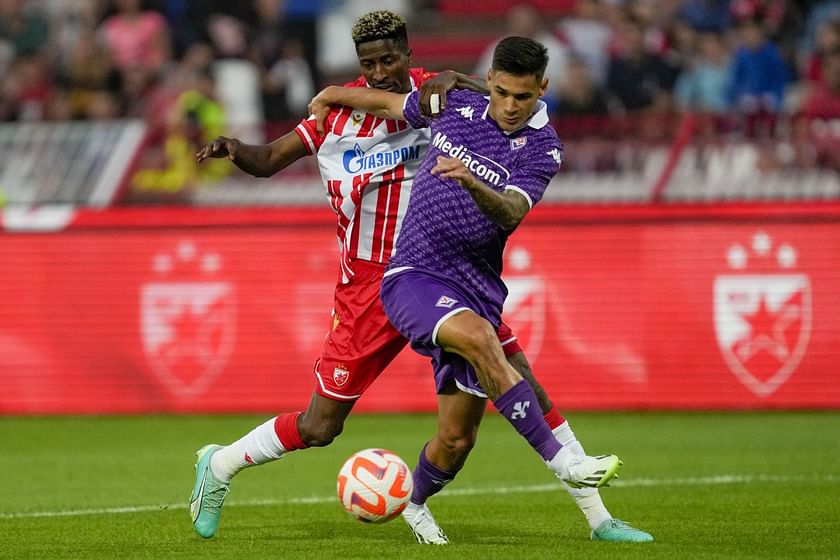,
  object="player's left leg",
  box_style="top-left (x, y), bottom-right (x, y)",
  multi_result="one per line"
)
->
top-left (507, 350), bottom-right (653, 543)
top-left (403, 382), bottom-right (487, 545)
